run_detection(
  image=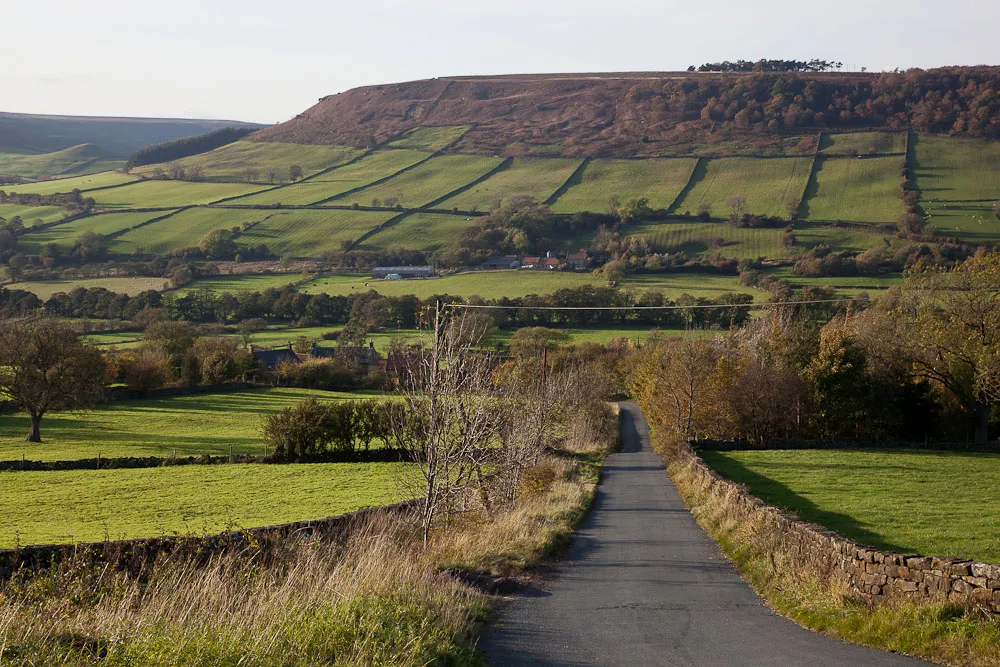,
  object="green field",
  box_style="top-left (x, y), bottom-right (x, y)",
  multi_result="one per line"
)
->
top-left (0, 461), bottom-right (408, 548)
top-left (8, 276), bottom-right (166, 299)
top-left (360, 212), bottom-right (478, 252)
top-left (132, 141), bottom-right (360, 182)
top-left (792, 224), bottom-right (897, 254)
top-left (803, 156), bottom-right (901, 223)
top-left (91, 180), bottom-right (267, 208)
top-left (441, 158), bottom-right (582, 211)
top-left (673, 157), bottom-right (811, 218)
top-left (3, 170), bottom-right (137, 195)
top-left (0, 203), bottom-right (67, 225)
top-left (763, 266), bottom-right (904, 295)
top-left (83, 330), bottom-right (144, 348)
top-left (339, 154), bottom-right (504, 208)
top-left (238, 209), bottom-right (397, 256)
top-left (703, 449), bottom-right (1000, 563)
top-left (115, 207), bottom-right (273, 254)
top-left (912, 135), bottom-right (1000, 201)
top-left (550, 158), bottom-right (697, 214)
top-left (0, 388), bottom-right (379, 462)
top-left (175, 272), bottom-right (308, 295)
top-left (0, 146), bottom-right (124, 181)
top-left (300, 270), bottom-right (752, 301)
top-left (17, 210), bottom-right (173, 254)
top-left (923, 202), bottom-right (1000, 243)
top-left (820, 132), bottom-right (906, 155)
top-left (627, 219), bottom-right (786, 259)
top-left (386, 125), bottom-right (468, 151)
top-left (229, 149), bottom-right (430, 206)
